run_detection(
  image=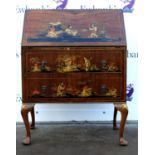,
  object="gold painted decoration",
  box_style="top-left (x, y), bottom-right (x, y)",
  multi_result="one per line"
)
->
top-left (30, 57), bottom-right (41, 72)
top-left (30, 57), bottom-right (51, 72)
top-left (105, 88), bottom-right (117, 97)
top-left (107, 62), bottom-right (119, 72)
top-left (29, 56), bottom-right (120, 73)
top-left (79, 86), bottom-right (93, 97)
top-left (56, 82), bottom-right (66, 97)
top-left (31, 82), bottom-right (118, 98)
top-left (56, 55), bottom-right (80, 73)
top-left (83, 57), bottom-right (99, 71)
